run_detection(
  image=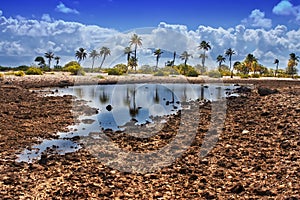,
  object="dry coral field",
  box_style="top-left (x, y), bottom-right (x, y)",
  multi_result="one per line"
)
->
top-left (0, 75), bottom-right (300, 199)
